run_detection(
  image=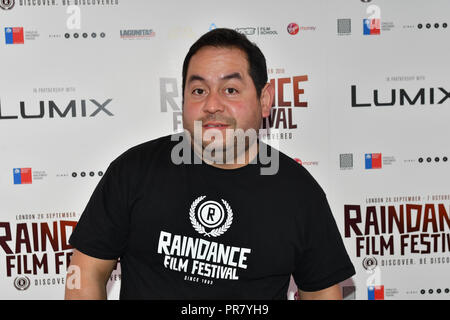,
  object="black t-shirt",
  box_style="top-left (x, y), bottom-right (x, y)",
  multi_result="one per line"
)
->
top-left (69, 134), bottom-right (355, 299)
